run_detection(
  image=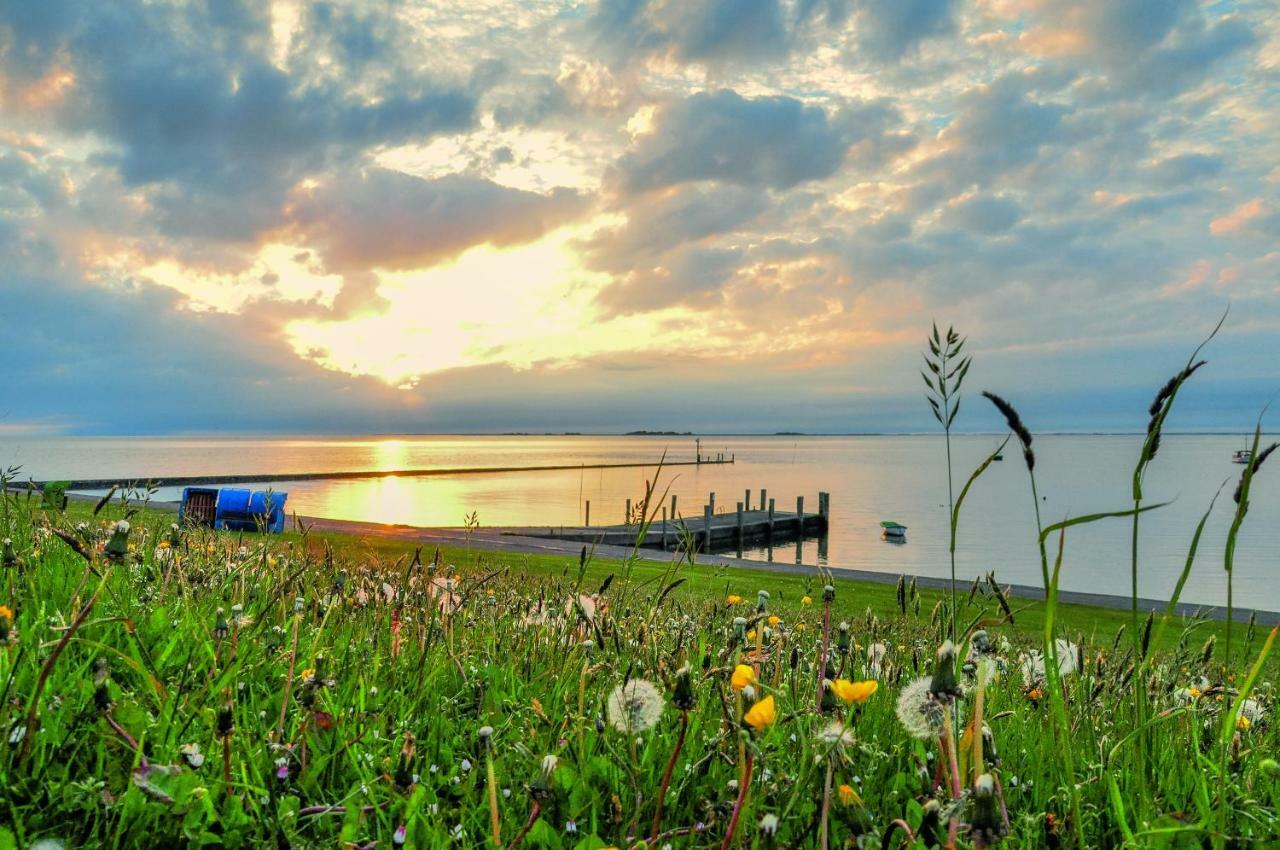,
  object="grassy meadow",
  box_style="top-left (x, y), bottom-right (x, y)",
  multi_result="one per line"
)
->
top-left (0, 480), bottom-right (1276, 849)
top-left (2, 323), bottom-right (1279, 849)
